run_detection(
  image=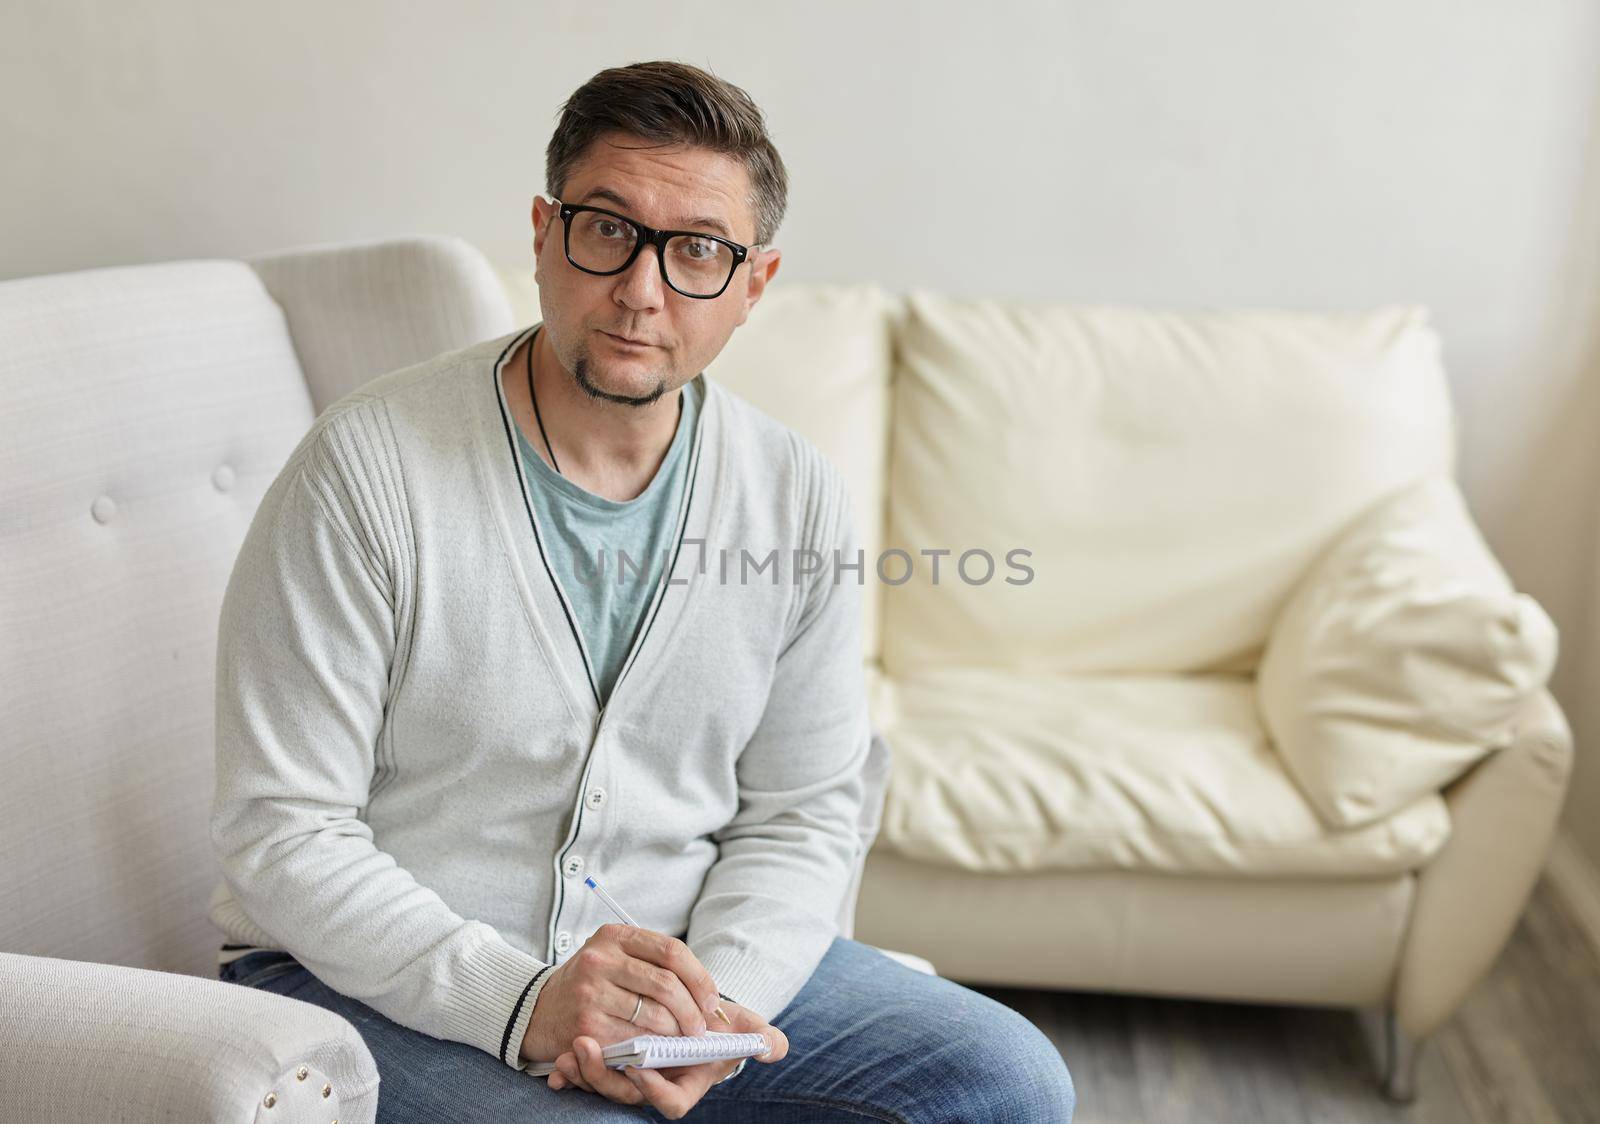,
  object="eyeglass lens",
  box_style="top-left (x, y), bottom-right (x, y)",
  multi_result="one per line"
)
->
top-left (567, 211), bottom-right (736, 297)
